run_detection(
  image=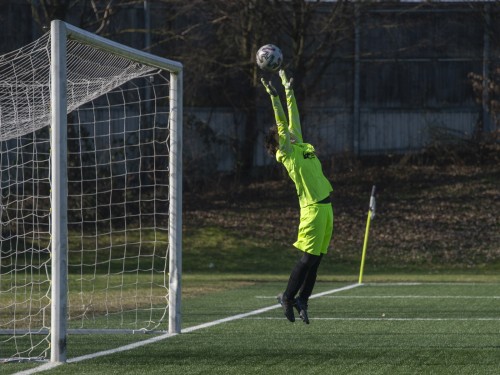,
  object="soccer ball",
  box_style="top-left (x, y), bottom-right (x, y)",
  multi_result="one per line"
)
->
top-left (256, 44), bottom-right (283, 72)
